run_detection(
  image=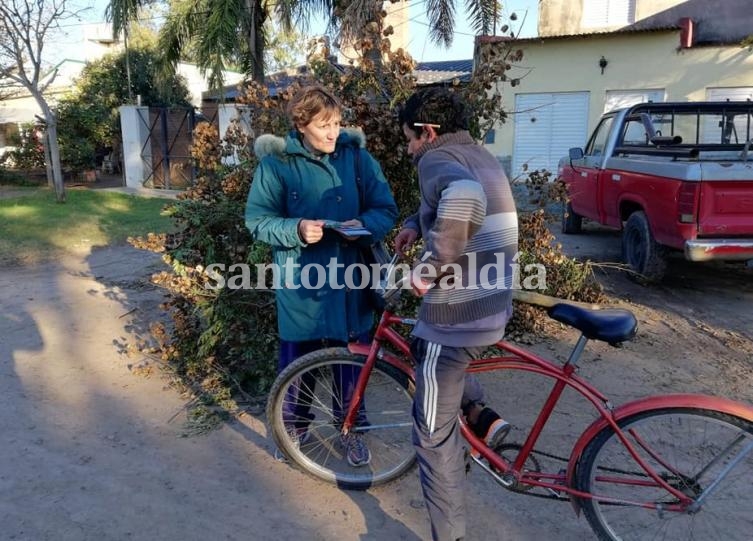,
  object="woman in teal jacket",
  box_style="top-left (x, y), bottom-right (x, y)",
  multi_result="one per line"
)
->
top-left (245, 85), bottom-right (398, 466)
